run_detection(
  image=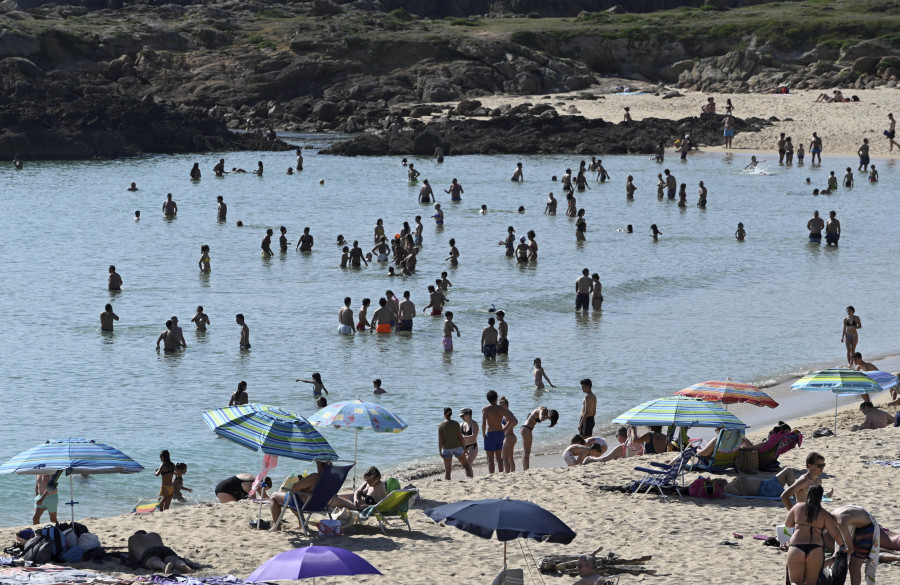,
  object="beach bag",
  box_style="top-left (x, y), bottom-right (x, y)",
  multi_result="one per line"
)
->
top-left (22, 535), bottom-right (54, 564)
top-left (688, 476), bottom-right (725, 499)
top-left (60, 545), bottom-right (84, 563)
top-left (737, 448), bottom-right (759, 473)
top-left (78, 532), bottom-right (101, 551)
top-left (36, 524), bottom-right (66, 559)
